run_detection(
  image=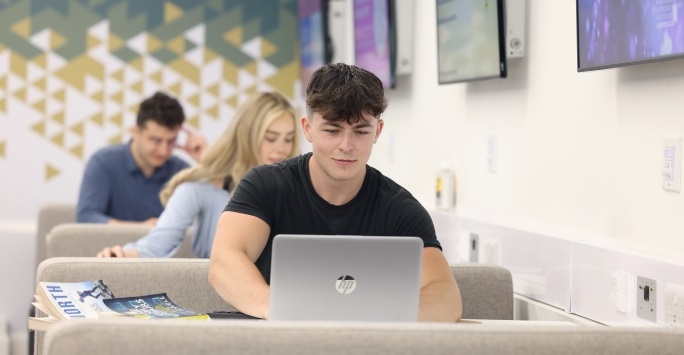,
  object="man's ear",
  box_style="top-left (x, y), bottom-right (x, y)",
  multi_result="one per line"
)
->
top-left (301, 116), bottom-right (313, 142)
top-left (374, 119), bottom-right (384, 143)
